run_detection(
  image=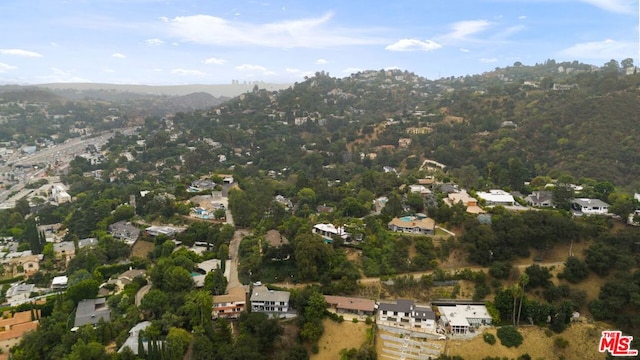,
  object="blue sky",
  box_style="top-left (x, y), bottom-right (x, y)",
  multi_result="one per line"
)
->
top-left (0, 0), bottom-right (638, 85)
